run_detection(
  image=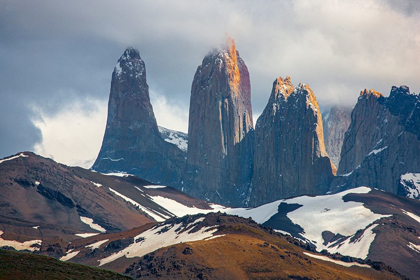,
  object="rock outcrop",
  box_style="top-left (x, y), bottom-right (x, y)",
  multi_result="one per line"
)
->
top-left (333, 86), bottom-right (420, 195)
top-left (250, 77), bottom-right (336, 206)
top-left (158, 126), bottom-right (188, 153)
top-left (183, 38), bottom-right (254, 206)
top-left (322, 106), bottom-right (352, 166)
top-left (398, 173), bottom-right (420, 199)
top-left (92, 48), bottom-right (186, 187)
